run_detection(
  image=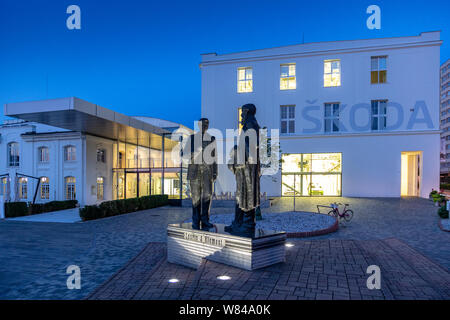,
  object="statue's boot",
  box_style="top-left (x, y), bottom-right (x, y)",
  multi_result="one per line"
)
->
top-left (224, 205), bottom-right (243, 232)
top-left (192, 202), bottom-right (201, 230)
top-left (233, 208), bottom-right (256, 236)
top-left (200, 199), bottom-right (214, 230)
